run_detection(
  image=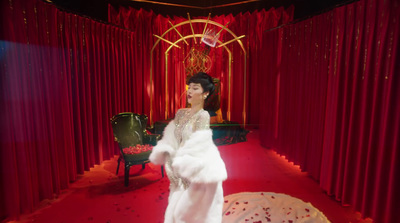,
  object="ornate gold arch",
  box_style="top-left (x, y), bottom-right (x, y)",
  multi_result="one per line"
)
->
top-left (149, 13), bottom-right (247, 126)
